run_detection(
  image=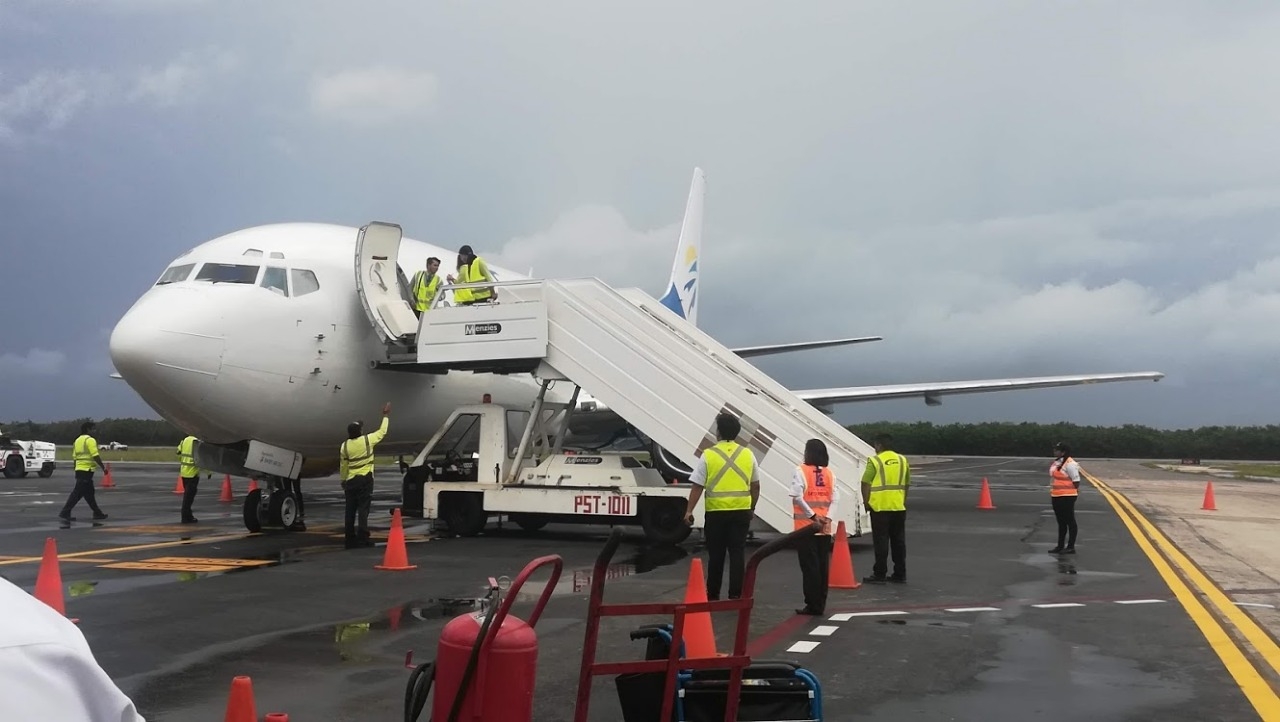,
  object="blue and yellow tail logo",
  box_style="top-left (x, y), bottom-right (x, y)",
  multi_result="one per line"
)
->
top-left (660, 245), bottom-right (698, 322)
